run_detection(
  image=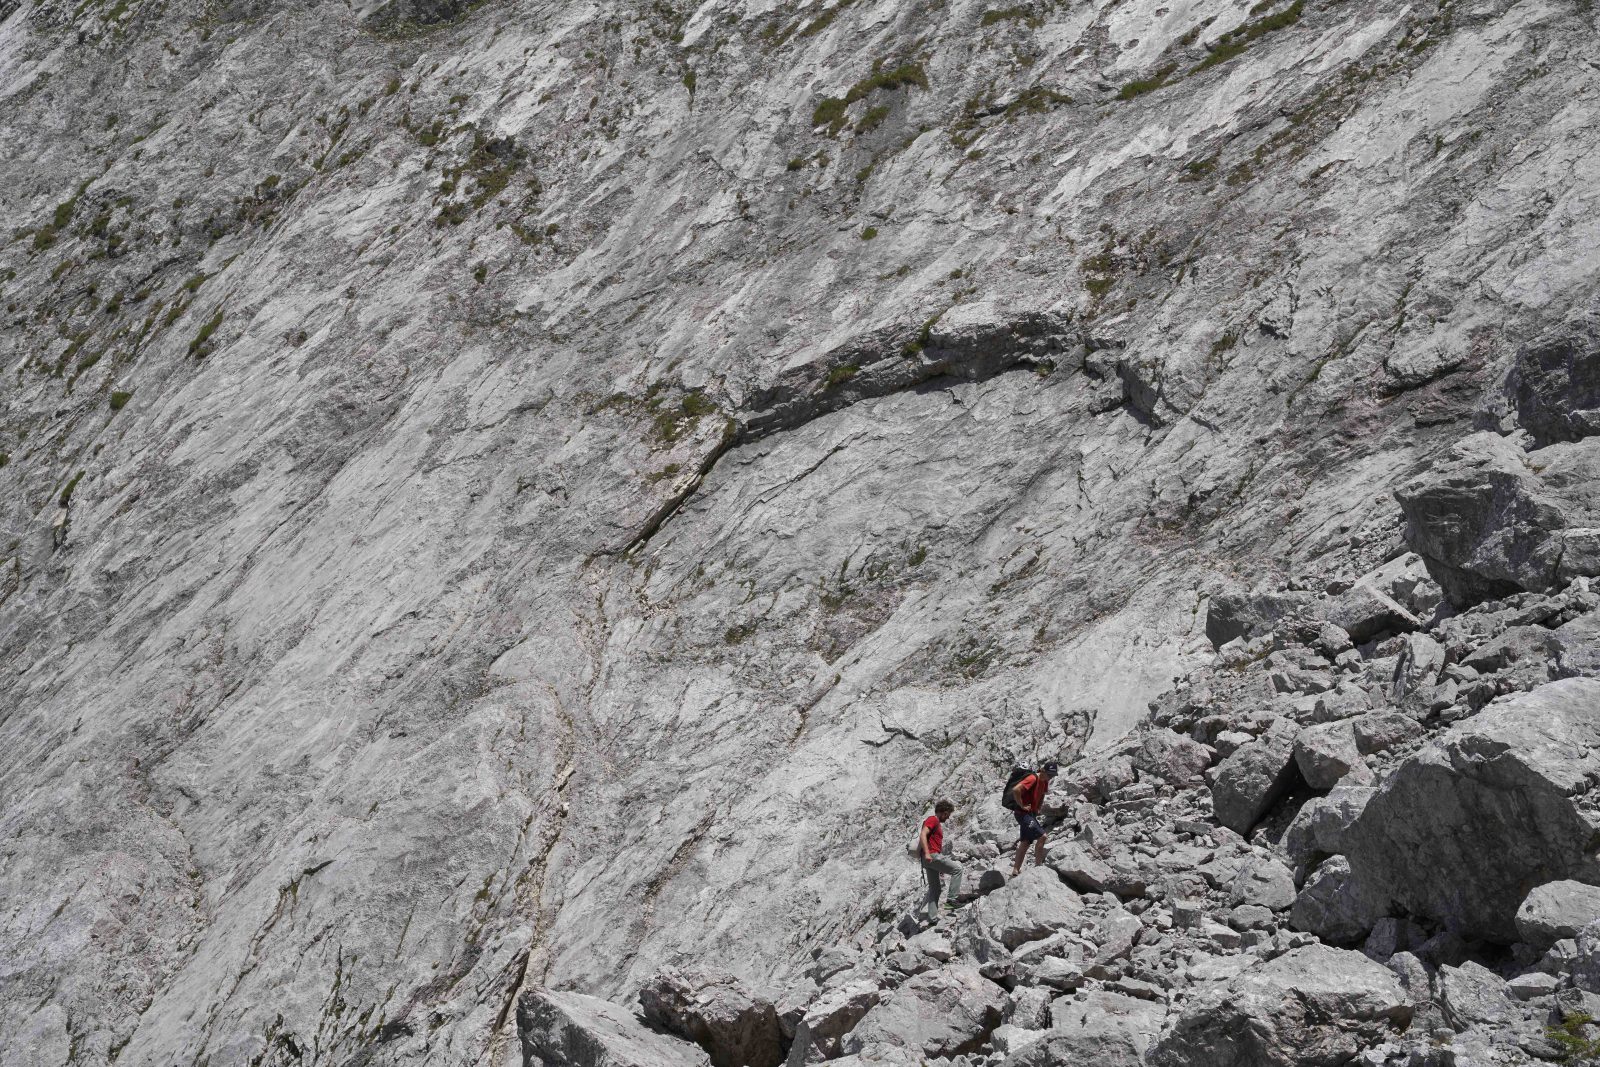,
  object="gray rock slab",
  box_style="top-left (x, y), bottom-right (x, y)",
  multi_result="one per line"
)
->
top-left (1397, 433), bottom-right (1600, 603)
top-left (520, 990), bottom-right (713, 1067)
top-left (1516, 881), bottom-right (1600, 949)
top-left (1285, 785), bottom-right (1374, 868)
top-left (840, 966), bottom-right (1004, 1059)
top-left (1437, 960), bottom-right (1516, 1030)
top-left (1350, 711), bottom-right (1424, 756)
top-left (972, 867), bottom-right (1084, 950)
top-left (1229, 856), bottom-right (1296, 911)
top-left (639, 969), bottom-right (782, 1067)
top-left (1048, 842), bottom-right (1114, 893)
top-left (1211, 722), bottom-right (1299, 835)
top-left (1294, 721), bottom-right (1364, 791)
top-left (1013, 991), bottom-right (1165, 1067)
top-left (1509, 971), bottom-right (1561, 1000)
top-left (799, 979), bottom-right (883, 1055)
top-left (1290, 856), bottom-right (1387, 946)
top-left (1512, 307), bottom-right (1600, 447)
top-left (1133, 728), bottom-right (1215, 785)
